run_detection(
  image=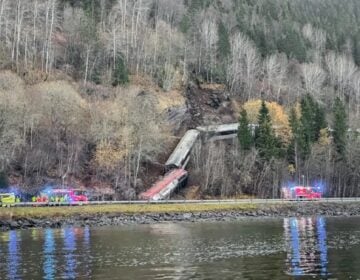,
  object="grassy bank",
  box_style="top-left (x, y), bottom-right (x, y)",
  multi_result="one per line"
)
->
top-left (0, 203), bottom-right (259, 220)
